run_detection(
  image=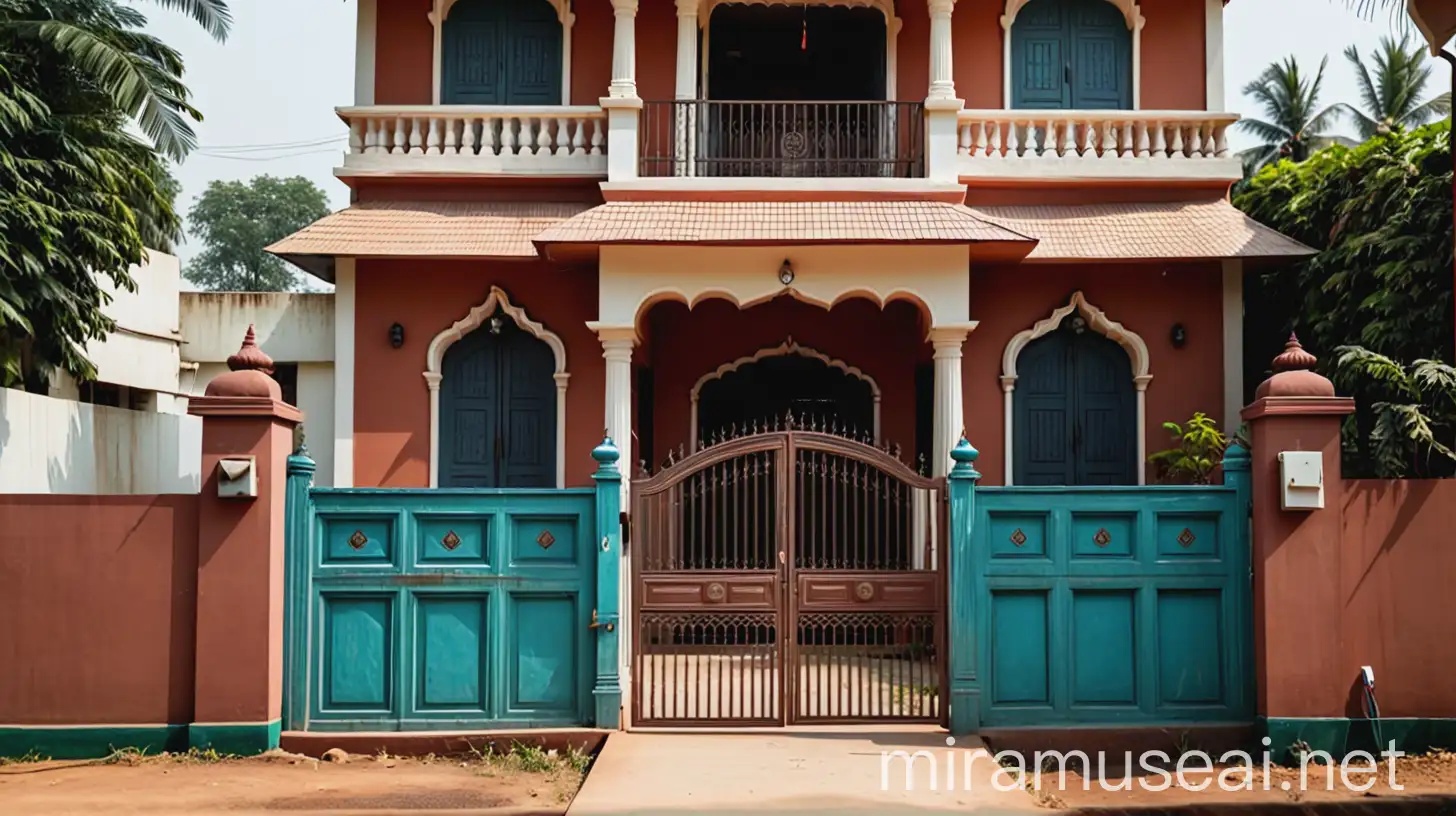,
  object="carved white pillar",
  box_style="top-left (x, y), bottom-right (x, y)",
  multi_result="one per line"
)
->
top-left (591, 324), bottom-right (636, 501)
top-left (1000, 375), bottom-right (1016, 485)
top-left (928, 325), bottom-right (973, 478)
top-left (609, 0), bottom-right (639, 98)
top-left (675, 0), bottom-right (699, 100)
top-left (927, 0), bottom-right (956, 101)
top-left (1135, 375), bottom-right (1152, 486)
